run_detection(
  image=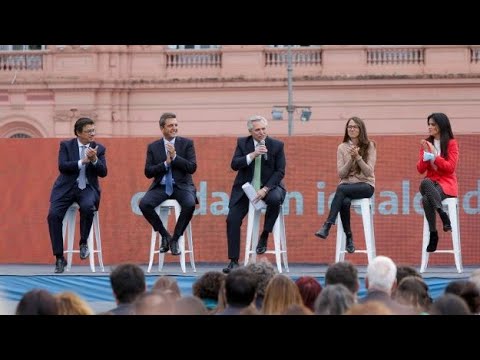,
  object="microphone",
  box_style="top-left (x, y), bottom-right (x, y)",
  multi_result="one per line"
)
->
top-left (89, 141), bottom-right (97, 149)
top-left (259, 139), bottom-right (267, 160)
